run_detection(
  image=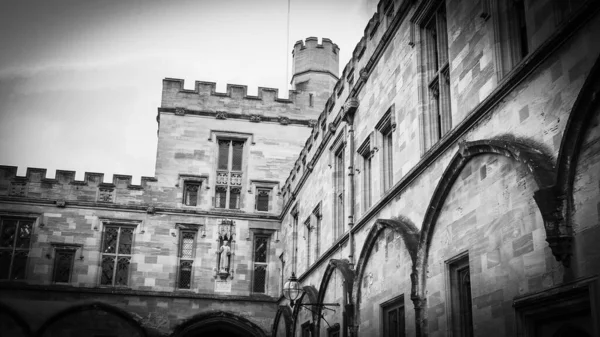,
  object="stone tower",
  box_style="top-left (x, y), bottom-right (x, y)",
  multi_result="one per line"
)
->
top-left (291, 37), bottom-right (340, 109)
